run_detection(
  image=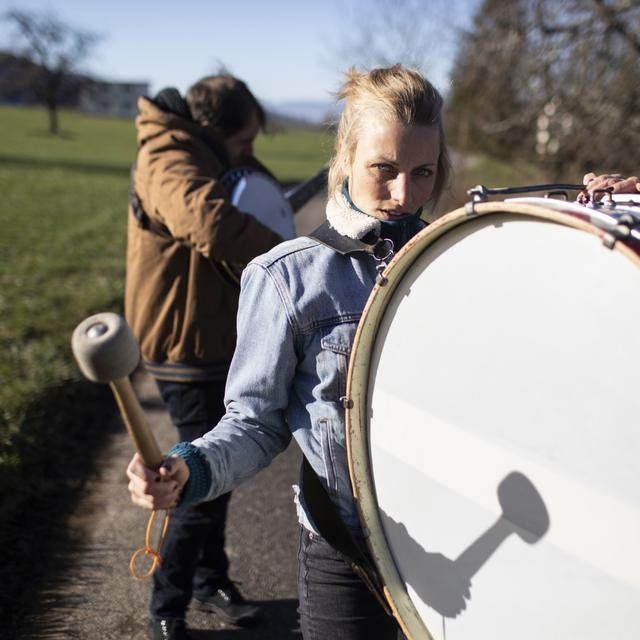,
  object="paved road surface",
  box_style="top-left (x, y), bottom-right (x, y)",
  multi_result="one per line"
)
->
top-left (27, 191), bottom-right (327, 640)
